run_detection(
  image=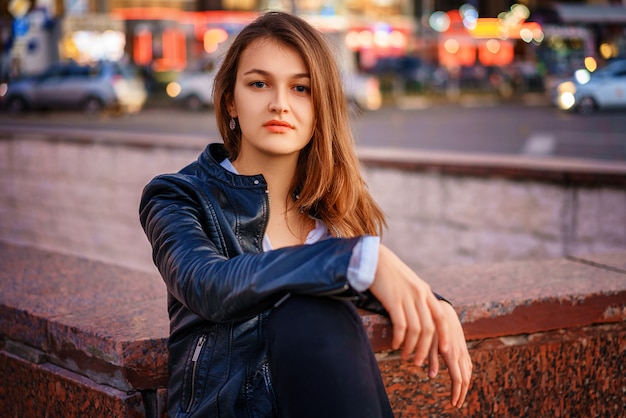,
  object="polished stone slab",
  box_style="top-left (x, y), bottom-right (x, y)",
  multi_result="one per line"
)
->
top-left (0, 242), bottom-right (169, 390)
top-left (2, 241), bottom-right (625, 417)
top-left (0, 350), bottom-right (147, 417)
top-left (361, 252), bottom-right (626, 348)
top-left (378, 322), bottom-right (625, 417)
